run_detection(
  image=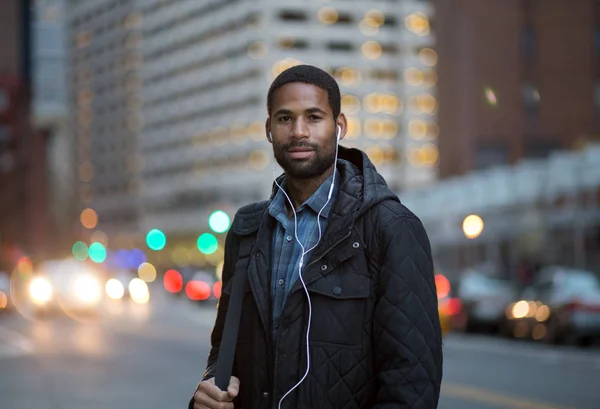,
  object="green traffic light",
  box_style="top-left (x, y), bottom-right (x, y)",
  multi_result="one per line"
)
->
top-left (146, 229), bottom-right (166, 251)
top-left (72, 241), bottom-right (89, 261)
top-left (197, 233), bottom-right (218, 255)
top-left (208, 210), bottom-right (231, 234)
top-left (88, 242), bottom-right (107, 263)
